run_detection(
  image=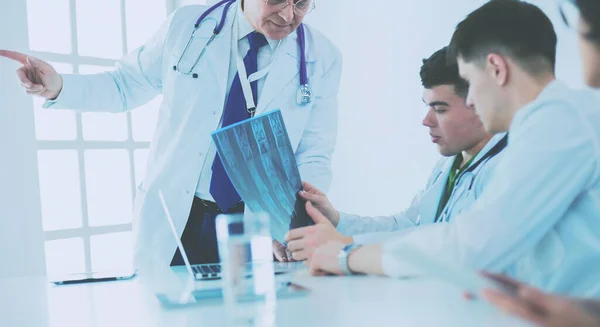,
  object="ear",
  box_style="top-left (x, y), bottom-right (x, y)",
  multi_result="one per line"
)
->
top-left (486, 53), bottom-right (509, 86)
